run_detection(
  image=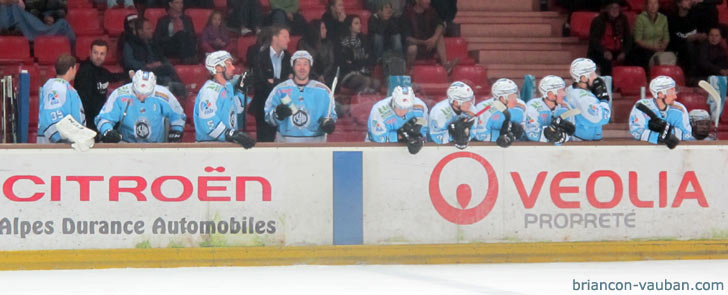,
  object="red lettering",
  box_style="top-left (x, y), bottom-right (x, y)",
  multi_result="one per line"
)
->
top-left (586, 170), bottom-right (623, 209)
top-left (511, 171), bottom-right (547, 209)
top-left (659, 171), bottom-right (667, 208)
top-left (66, 176), bottom-right (104, 201)
top-left (151, 176), bottom-right (192, 202)
top-left (198, 176), bottom-right (231, 201)
top-left (109, 176), bottom-right (147, 201)
top-left (628, 171), bottom-right (653, 208)
top-left (235, 177), bottom-right (272, 202)
top-left (3, 175), bottom-right (44, 202)
top-left (550, 171), bottom-right (580, 208)
top-left (672, 171), bottom-right (708, 208)
top-left (51, 176), bottom-right (61, 201)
